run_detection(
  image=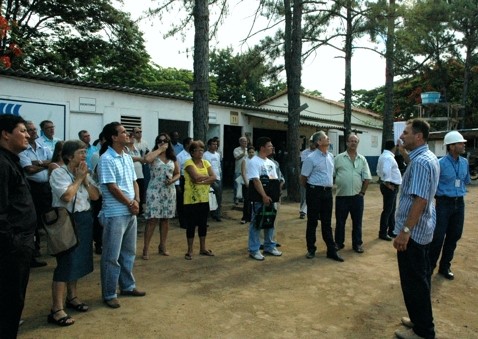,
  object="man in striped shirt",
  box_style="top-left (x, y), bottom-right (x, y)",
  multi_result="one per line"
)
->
top-left (393, 119), bottom-right (439, 339)
top-left (98, 122), bottom-right (146, 309)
